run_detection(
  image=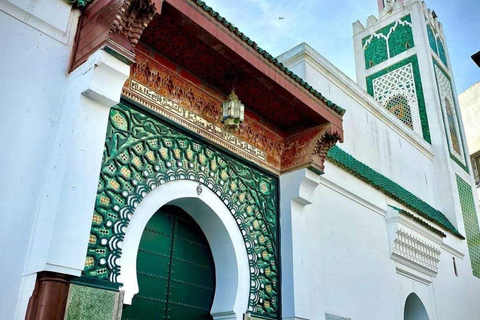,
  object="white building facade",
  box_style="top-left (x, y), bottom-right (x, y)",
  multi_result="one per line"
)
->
top-left (459, 82), bottom-right (480, 194)
top-left (1, 0), bottom-right (480, 320)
